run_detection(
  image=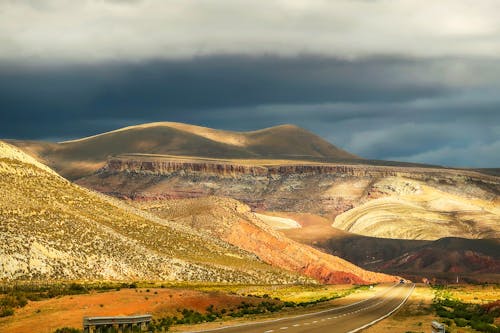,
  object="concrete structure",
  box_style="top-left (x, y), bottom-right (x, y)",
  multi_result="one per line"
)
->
top-left (83, 314), bottom-right (152, 333)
